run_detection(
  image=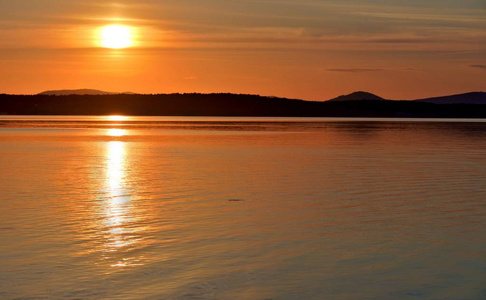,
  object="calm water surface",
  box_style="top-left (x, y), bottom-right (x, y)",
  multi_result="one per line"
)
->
top-left (0, 116), bottom-right (485, 299)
